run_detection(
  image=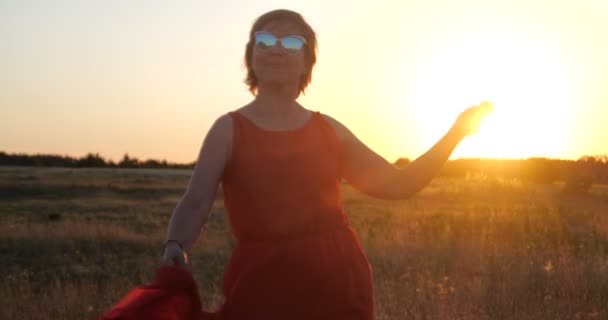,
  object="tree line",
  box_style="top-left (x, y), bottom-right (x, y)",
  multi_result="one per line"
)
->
top-left (394, 155), bottom-right (608, 192)
top-left (2, 151), bottom-right (607, 192)
top-left (0, 151), bottom-right (195, 169)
